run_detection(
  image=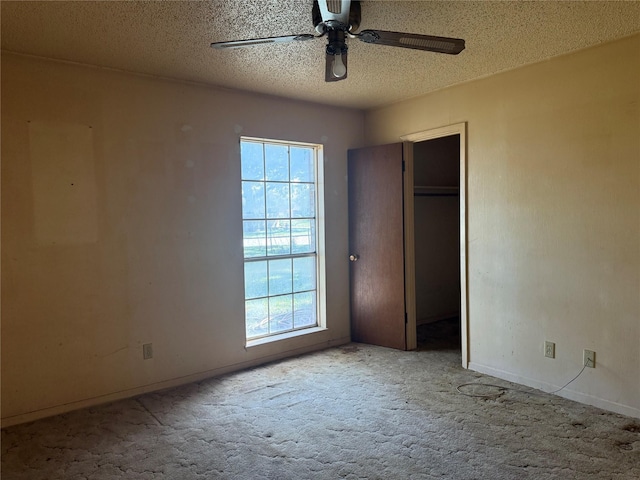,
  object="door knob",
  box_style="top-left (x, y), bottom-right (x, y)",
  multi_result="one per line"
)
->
top-left (349, 254), bottom-right (359, 262)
